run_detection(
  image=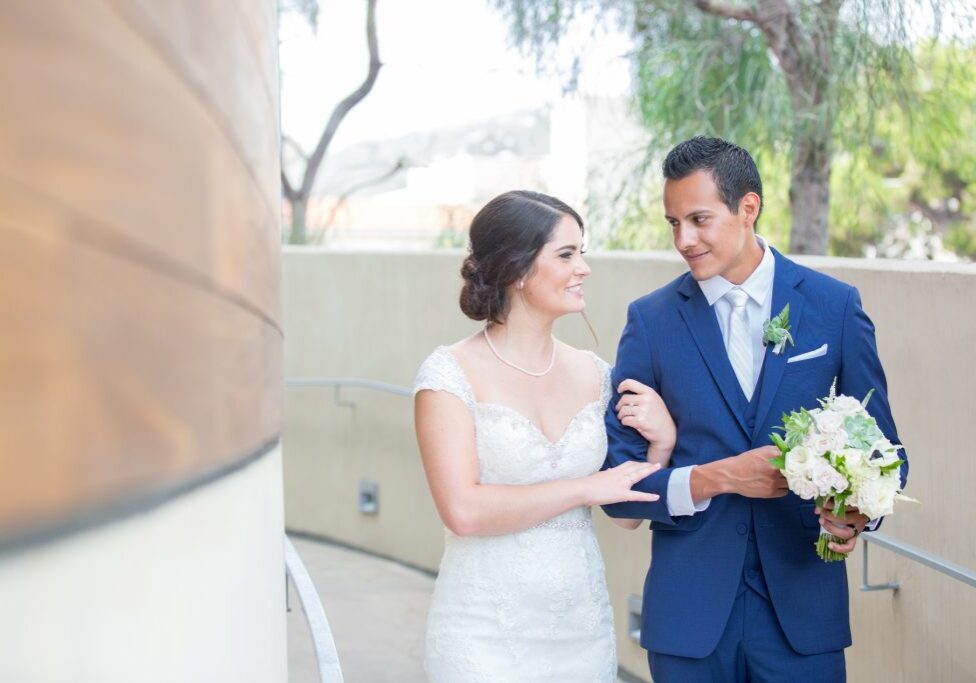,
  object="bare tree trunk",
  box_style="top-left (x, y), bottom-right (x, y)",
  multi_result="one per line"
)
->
top-left (289, 195), bottom-right (308, 245)
top-left (789, 119), bottom-right (832, 254)
top-left (692, 0), bottom-right (842, 255)
top-left (280, 0), bottom-right (381, 245)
